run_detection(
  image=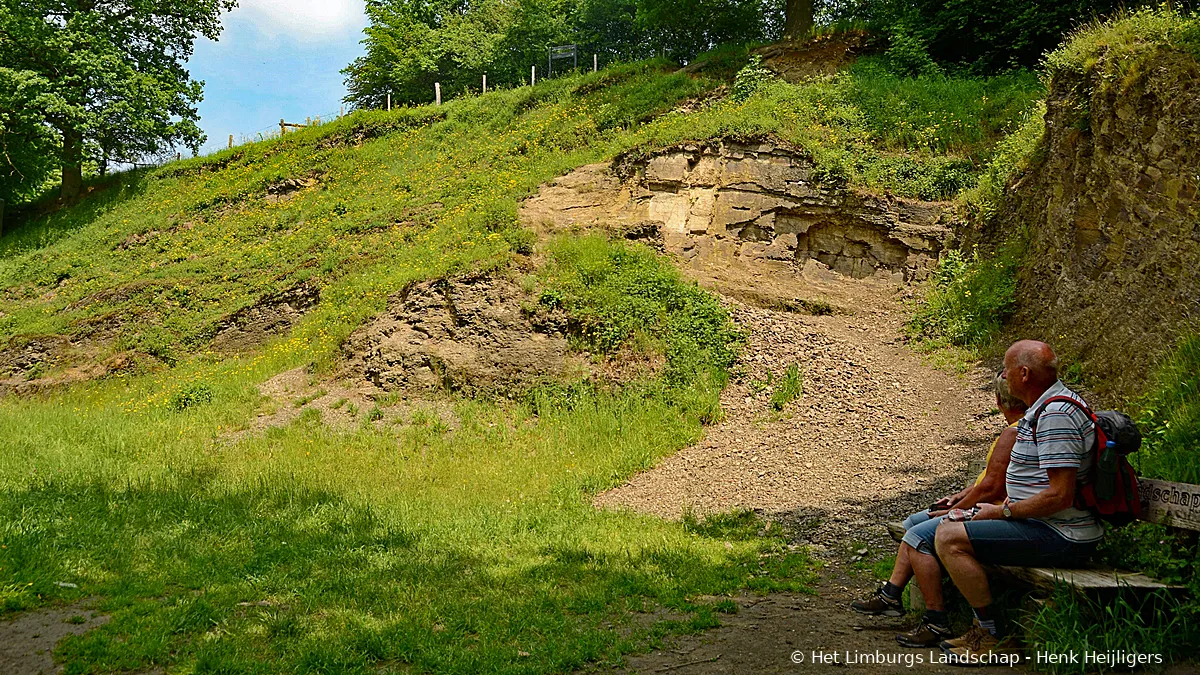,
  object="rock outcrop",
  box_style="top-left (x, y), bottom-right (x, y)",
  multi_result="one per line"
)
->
top-left (521, 141), bottom-right (955, 284)
top-left (979, 50), bottom-right (1200, 397)
top-left (340, 275), bottom-right (588, 395)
